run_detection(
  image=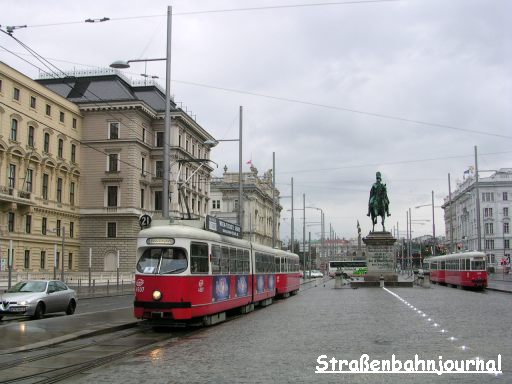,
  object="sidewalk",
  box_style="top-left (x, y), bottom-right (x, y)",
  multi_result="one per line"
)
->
top-left (486, 278), bottom-right (512, 293)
